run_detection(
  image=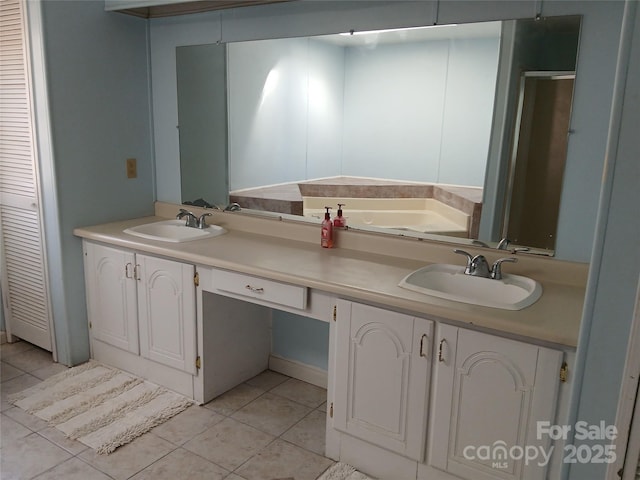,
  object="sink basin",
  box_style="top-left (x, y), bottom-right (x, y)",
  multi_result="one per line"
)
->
top-left (398, 264), bottom-right (542, 310)
top-left (124, 219), bottom-right (226, 243)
